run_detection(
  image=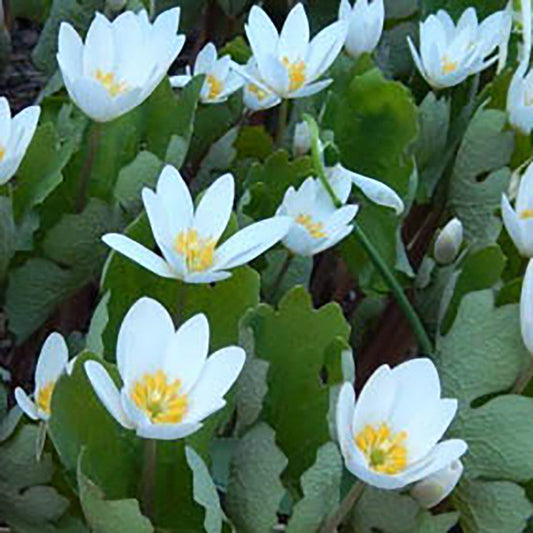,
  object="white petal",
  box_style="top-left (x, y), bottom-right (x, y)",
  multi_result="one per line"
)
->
top-left (306, 20), bottom-right (348, 81)
top-left (194, 174), bottom-right (234, 242)
top-left (142, 188), bottom-right (173, 250)
top-left (83, 13), bottom-right (115, 76)
top-left (187, 346), bottom-right (245, 421)
top-left (136, 421), bottom-right (202, 440)
top-left (501, 194), bottom-right (525, 256)
top-left (116, 297), bottom-right (176, 385)
top-left (170, 74), bottom-right (192, 88)
top-left (289, 79), bottom-right (332, 99)
top-left (521, 259), bottom-right (533, 355)
top-left (165, 314), bottom-right (210, 392)
top-left (245, 6), bottom-right (279, 63)
top-left (349, 171), bottom-right (404, 214)
top-left (258, 55), bottom-right (290, 96)
top-left (10, 106), bottom-right (40, 158)
top-left (215, 217), bottom-right (291, 270)
top-left (411, 459), bottom-right (463, 508)
top-left (35, 332), bottom-right (69, 391)
top-left (279, 3), bottom-right (310, 61)
top-left (336, 382), bottom-right (356, 445)
top-left (0, 97), bottom-right (12, 147)
top-left (57, 23), bottom-right (84, 80)
top-left (516, 162), bottom-right (533, 214)
top-left (195, 42), bottom-right (218, 74)
top-left (102, 233), bottom-right (176, 279)
top-left (84, 361), bottom-right (135, 429)
top-left (14, 388), bottom-right (39, 421)
top-left (183, 270), bottom-right (232, 284)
